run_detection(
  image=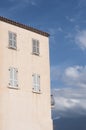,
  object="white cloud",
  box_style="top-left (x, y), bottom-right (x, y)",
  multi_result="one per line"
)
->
top-left (66, 16), bottom-right (75, 22)
top-left (51, 65), bottom-right (86, 118)
top-left (65, 66), bottom-right (79, 78)
top-left (75, 30), bottom-right (86, 50)
top-left (51, 65), bottom-right (86, 88)
top-left (63, 65), bottom-right (86, 88)
top-left (52, 87), bottom-right (86, 118)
